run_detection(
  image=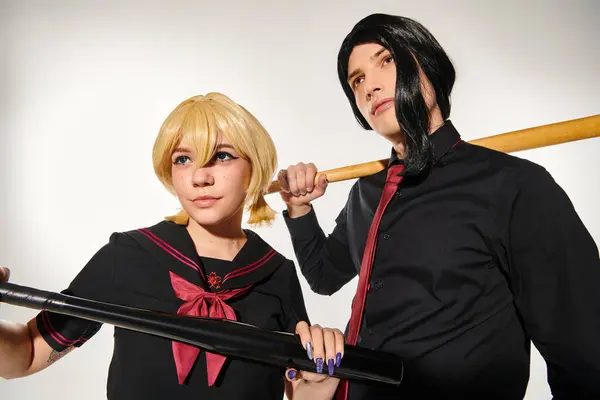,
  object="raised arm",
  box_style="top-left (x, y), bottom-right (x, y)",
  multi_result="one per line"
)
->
top-left (279, 163), bottom-right (357, 295)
